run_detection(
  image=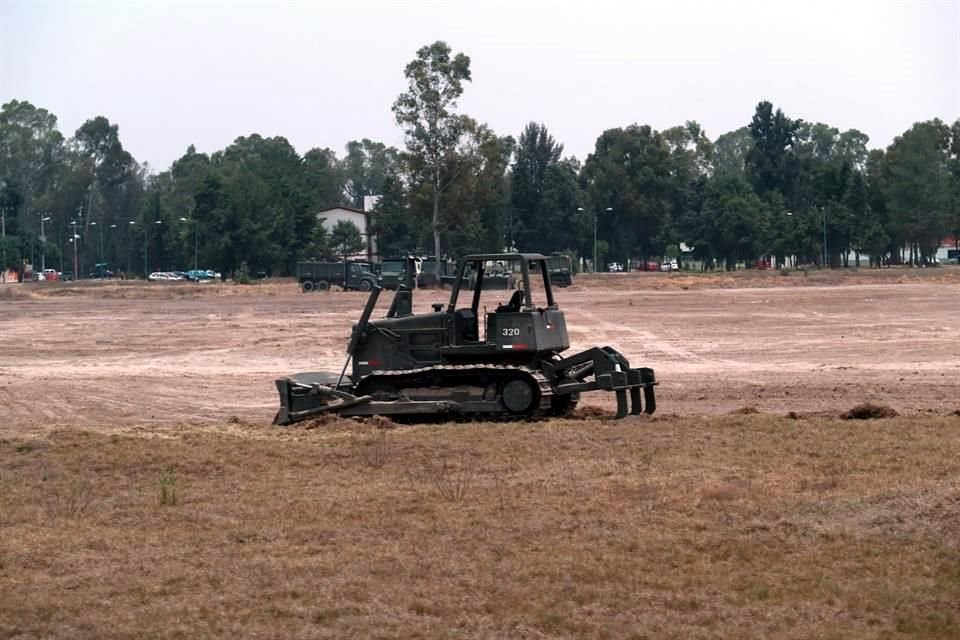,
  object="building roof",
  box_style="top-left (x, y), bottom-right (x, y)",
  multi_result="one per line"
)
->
top-left (316, 206), bottom-right (366, 215)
